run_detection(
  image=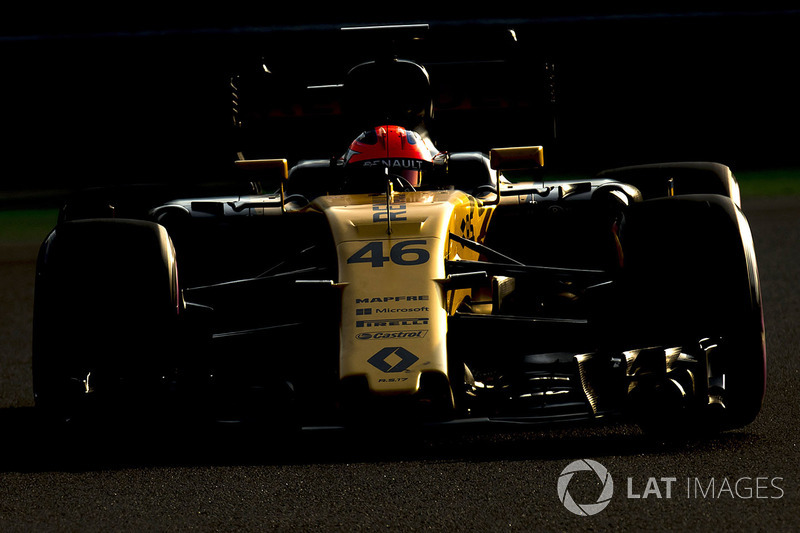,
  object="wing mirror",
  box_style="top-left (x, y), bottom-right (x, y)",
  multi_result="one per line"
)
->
top-left (489, 146), bottom-right (544, 171)
top-left (490, 146), bottom-right (547, 199)
top-left (234, 158), bottom-right (289, 180)
top-left (235, 158), bottom-right (290, 211)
